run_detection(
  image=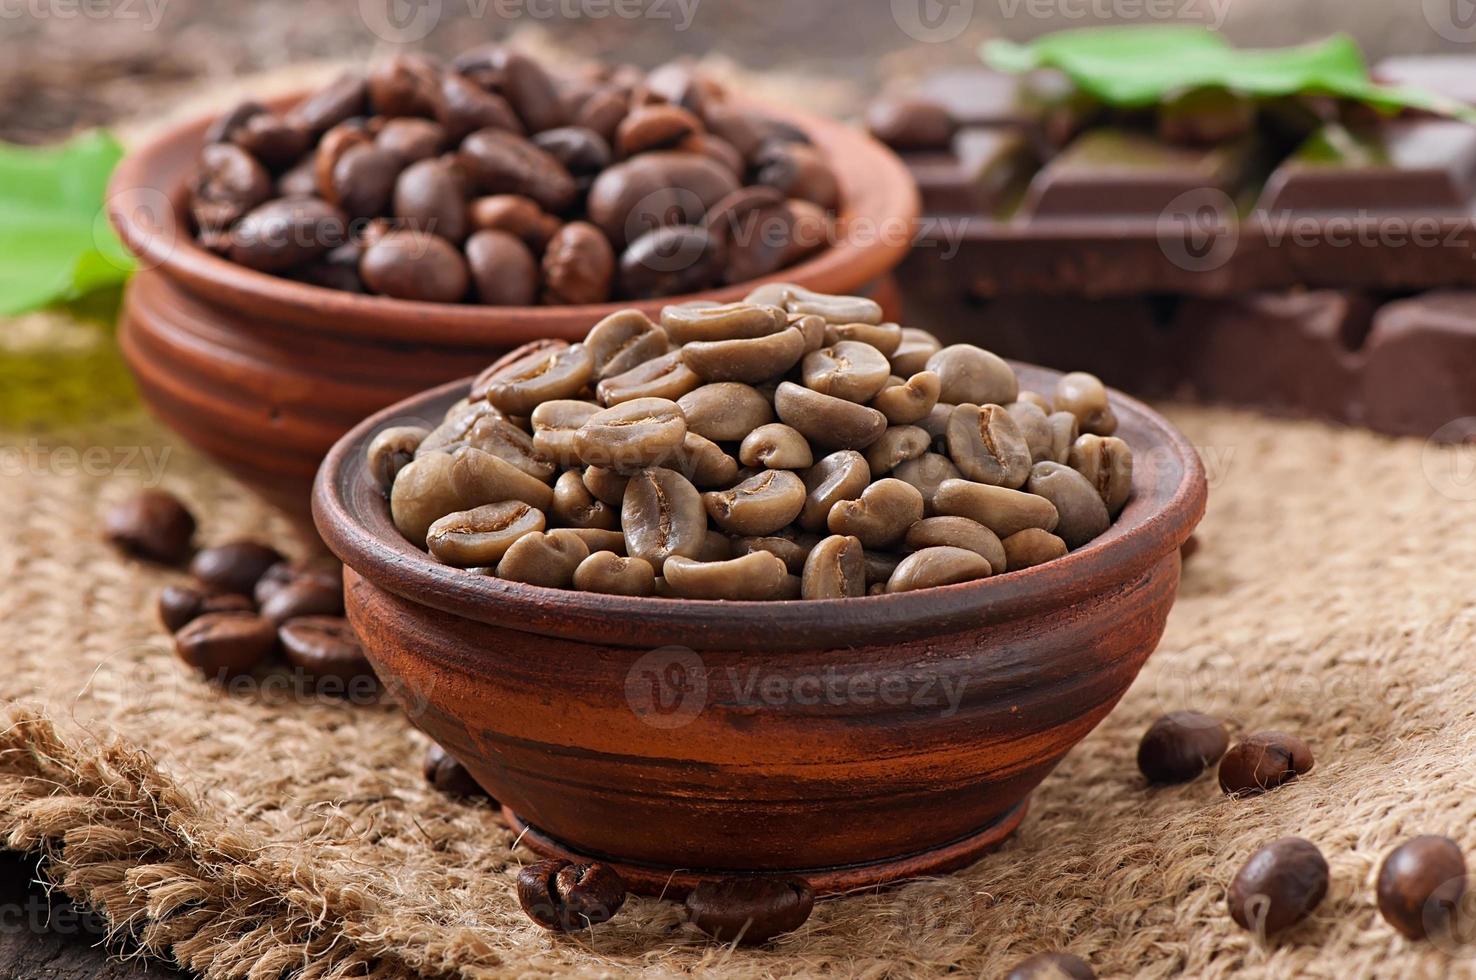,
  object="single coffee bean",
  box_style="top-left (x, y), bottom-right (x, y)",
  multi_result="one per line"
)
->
top-left (572, 551), bottom-right (656, 596)
top-left (661, 301), bottom-right (787, 344)
top-left (423, 741), bottom-right (488, 798)
top-left (228, 197), bottom-right (348, 272)
top-left (802, 341), bottom-right (893, 403)
top-left (892, 453), bottom-right (963, 513)
top-left (1027, 461), bottom-right (1110, 549)
top-left (1047, 411), bottom-right (1080, 464)
top-left (531, 399), bottom-right (602, 464)
top-left (391, 452), bottom-right (463, 545)
top-left (586, 151), bottom-right (737, 245)
top-left (685, 877), bottom-right (815, 945)
top-left (367, 53), bottom-right (440, 117)
top-left (436, 72), bottom-right (523, 142)
top-left (1004, 952), bottom-right (1097, 980)
top-left (575, 397), bottom-right (687, 470)
top-left (573, 87), bottom-right (629, 142)
top-left (367, 425), bottom-right (430, 491)
top-left (174, 612), bottom-right (275, 677)
top-left (1227, 837), bottom-right (1329, 935)
top-left (799, 450), bottom-right (871, 531)
top-left (542, 221), bottom-right (616, 305)
top-left (800, 534), bottom-right (866, 599)
top-left (551, 471), bottom-right (619, 530)
top-left (314, 121), bottom-right (372, 200)
top-left (597, 350), bottom-right (702, 406)
top-left (947, 404), bottom-right (1032, 489)
top-left (259, 575), bottom-right (345, 627)
top-left (622, 468), bottom-right (707, 572)
top-left (866, 96), bottom-right (956, 150)
top-left (105, 490), bottom-right (197, 565)
top-left (739, 423), bottom-right (814, 470)
top-left (328, 143), bottom-right (402, 219)
top-left (286, 72), bottom-right (367, 136)
top-left (496, 529), bottom-right (590, 587)
top-left (426, 500), bottom-right (546, 567)
top-left (934, 478), bottom-right (1059, 539)
top-left (532, 126), bottom-right (612, 175)
top-left (681, 326), bottom-right (807, 383)
top-left (775, 381), bottom-right (887, 450)
top-left (753, 142), bottom-right (839, 210)
top-left (1219, 732), bottom-right (1315, 796)
top-left (1055, 372), bottom-right (1118, 436)
top-left (278, 615), bottom-right (373, 685)
top-left (886, 546), bottom-right (992, 593)
top-left (825, 320), bottom-right (903, 357)
top-left (470, 339), bottom-right (567, 400)
top-left (827, 478), bottom-right (924, 549)
top-left (393, 156), bottom-right (468, 243)
top-left (662, 552), bottom-right (790, 601)
top-left (254, 558), bottom-right (343, 608)
top-left (158, 585), bottom-right (254, 633)
top-left (376, 117), bottom-right (448, 164)
top-left (775, 285), bottom-right (881, 325)
top-left (459, 129), bottom-right (577, 213)
top-left (1069, 434), bottom-right (1134, 516)
top-left (448, 446), bottom-right (556, 512)
top-left (1002, 529), bottom-right (1068, 571)
top-left (864, 425), bottom-right (930, 476)
top-left (1377, 835), bottom-right (1467, 940)
top-left (1009, 400), bottom-right (1055, 464)
top-left (890, 327), bottom-right (943, 376)
top-left (872, 371), bottom-right (940, 425)
top-left (927, 345), bottom-right (1018, 406)
top-left (616, 103), bottom-right (701, 157)
top-left (619, 224), bottom-right (724, 299)
top-left (703, 470), bottom-right (807, 537)
top-left (585, 309), bottom-right (668, 380)
top-left (273, 156), bottom-right (319, 202)
top-left (360, 230), bottom-right (469, 302)
top-left (732, 531), bottom-right (818, 575)
top-left (231, 112), bottom-right (311, 171)
top-left (496, 48), bottom-right (568, 132)
top-left (678, 383), bottom-right (775, 442)
top-left (190, 541), bottom-right (285, 596)
top-left (581, 465), bottom-right (631, 507)
top-left (1137, 711), bottom-right (1231, 784)
top-left (464, 230), bottom-right (538, 306)
top-left (470, 193), bottom-right (560, 251)
top-left (905, 516), bottom-right (1006, 575)
top-left (481, 343), bottom-right (595, 414)
top-left (667, 432), bottom-right (740, 488)
top-left (517, 859), bottom-right (627, 932)
top-left (189, 143), bottom-right (272, 240)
